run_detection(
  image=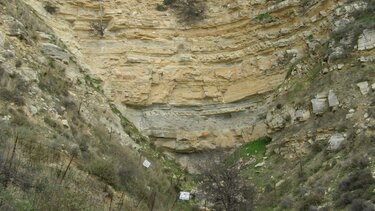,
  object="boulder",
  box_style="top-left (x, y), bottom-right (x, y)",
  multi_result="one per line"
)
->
top-left (295, 109), bottom-right (310, 122)
top-left (29, 105), bottom-right (38, 115)
top-left (328, 46), bottom-right (344, 62)
top-left (346, 113), bottom-right (353, 119)
top-left (286, 49), bottom-right (298, 57)
top-left (371, 83), bottom-right (375, 91)
top-left (359, 56), bottom-right (375, 63)
top-left (255, 161), bottom-right (265, 168)
top-left (61, 119), bottom-right (70, 128)
top-left (358, 29), bottom-right (375, 51)
top-left (39, 43), bottom-right (70, 63)
top-left (357, 81), bottom-right (369, 95)
top-left (311, 99), bottom-right (327, 115)
top-left (328, 133), bottom-right (345, 151)
top-left (9, 20), bottom-right (28, 39)
top-left (266, 113), bottom-right (285, 130)
top-left (328, 90), bottom-right (339, 107)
